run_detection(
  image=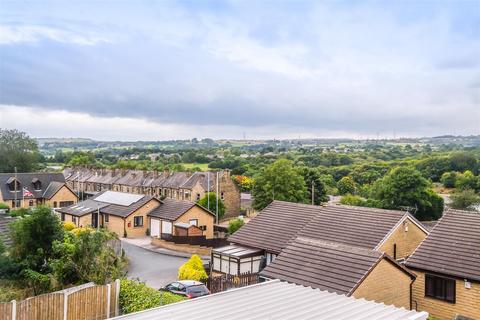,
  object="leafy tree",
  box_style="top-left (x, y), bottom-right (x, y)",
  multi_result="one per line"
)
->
top-left (50, 228), bottom-right (127, 285)
top-left (371, 167), bottom-right (444, 220)
top-left (252, 159), bottom-right (307, 210)
top-left (440, 171), bottom-right (457, 188)
top-left (228, 218), bottom-right (245, 234)
top-left (340, 194), bottom-right (381, 208)
top-left (337, 176), bottom-right (357, 195)
top-left (455, 171), bottom-right (479, 191)
top-left (9, 206), bottom-right (64, 272)
top-left (415, 156), bottom-right (452, 182)
top-left (299, 167), bottom-right (329, 205)
top-left (67, 152), bottom-right (96, 166)
top-left (449, 189), bottom-right (480, 211)
top-left (449, 152), bottom-right (478, 174)
top-left (0, 129), bottom-right (40, 173)
top-left (178, 255), bottom-right (207, 281)
top-left (197, 192), bottom-right (225, 219)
